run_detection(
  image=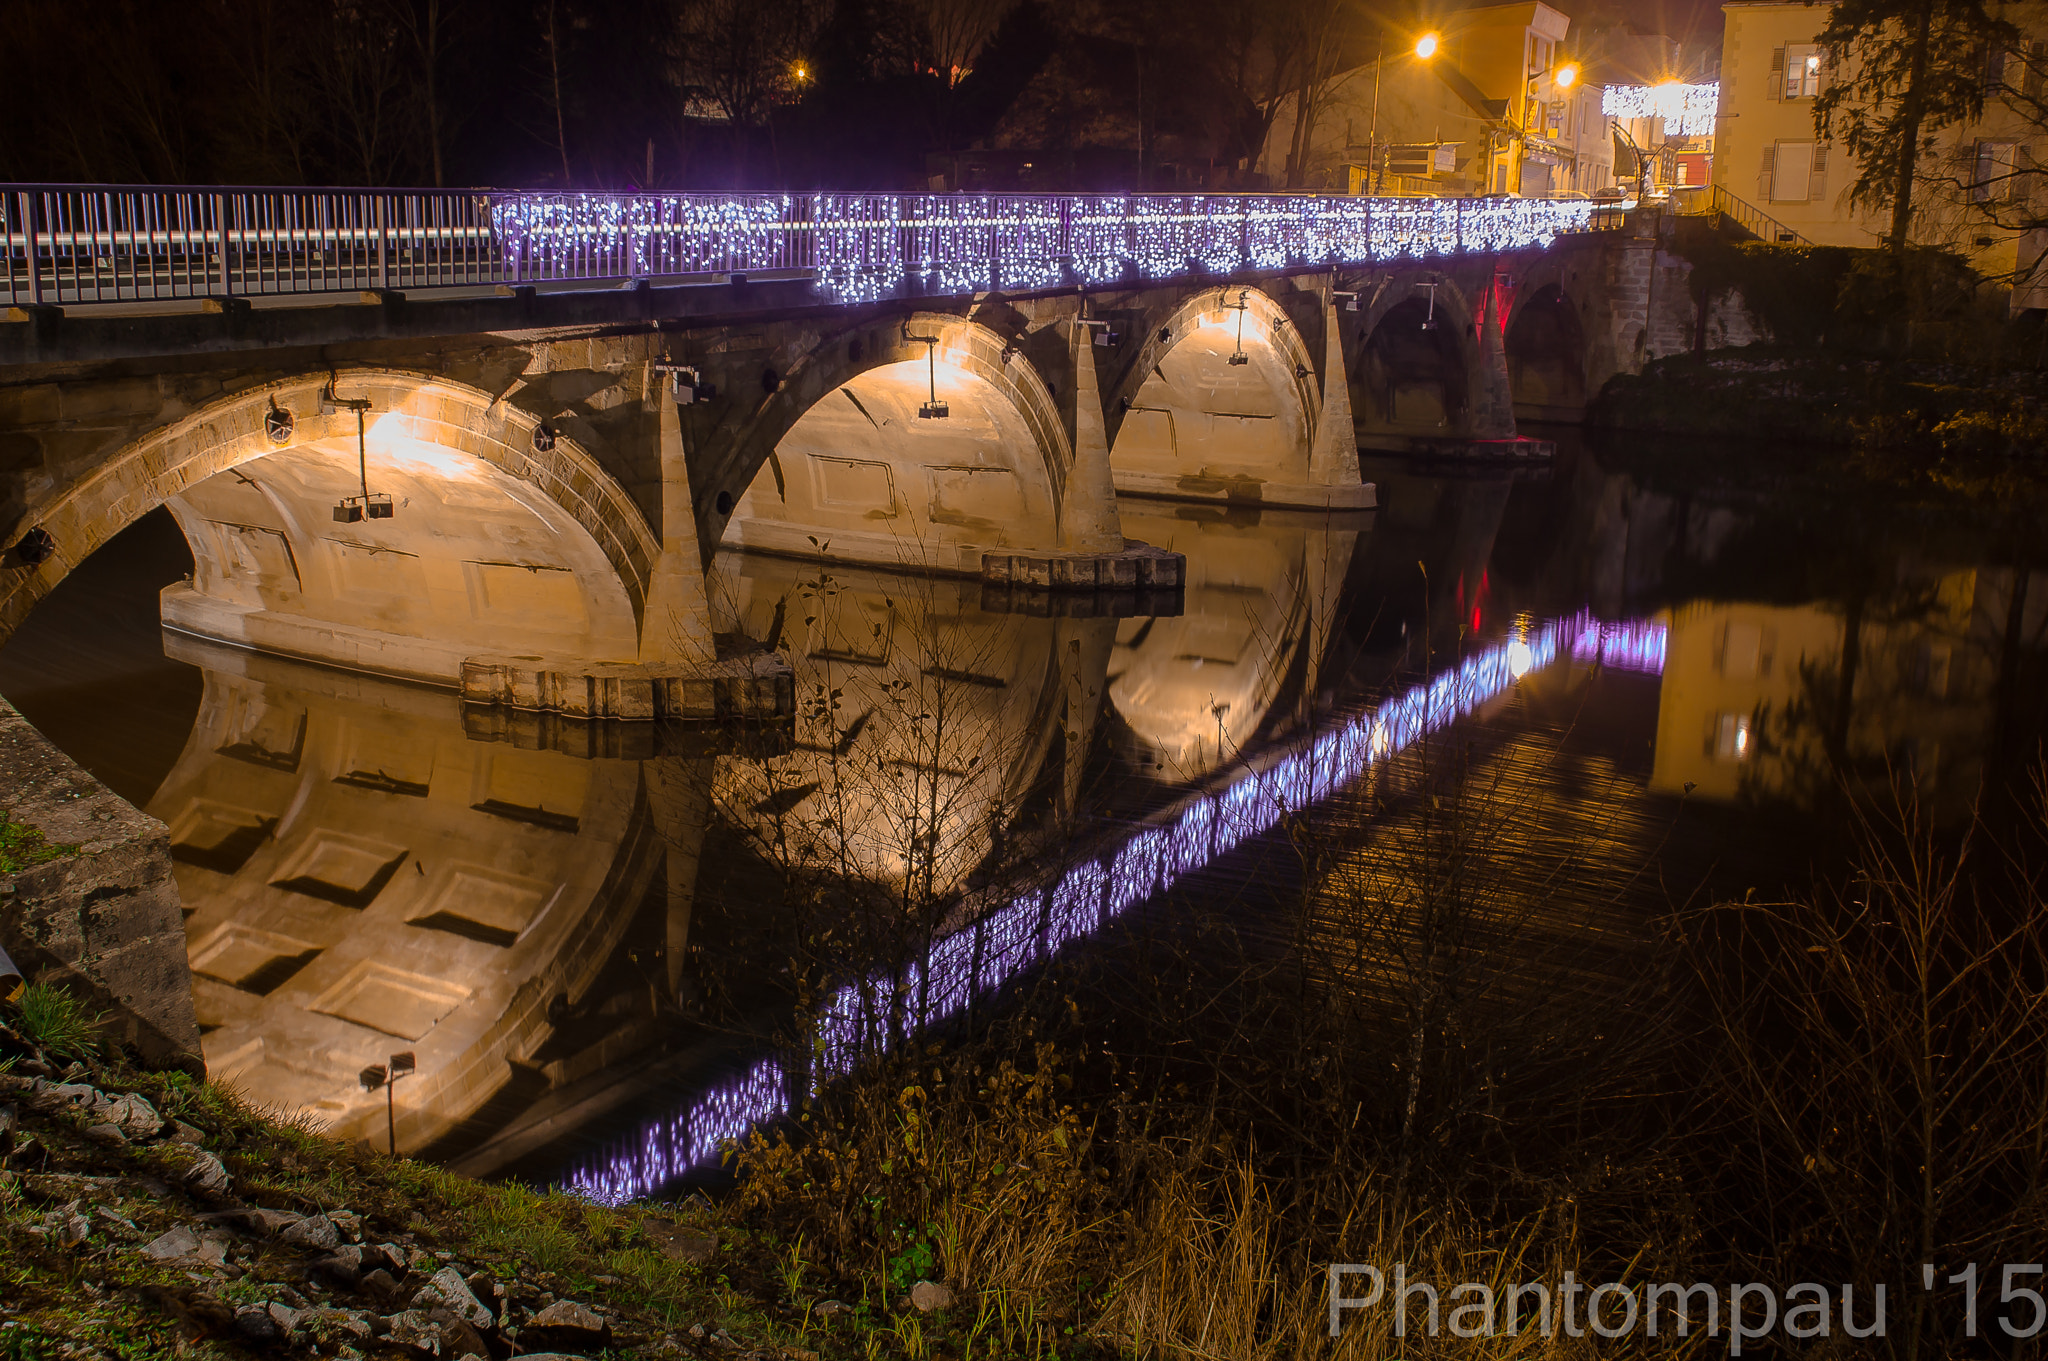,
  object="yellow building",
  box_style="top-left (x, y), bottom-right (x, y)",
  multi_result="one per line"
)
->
top-left (1263, 1), bottom-right (1616, 197)
top-left (1714, 0), bottom-right (2045, 277)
